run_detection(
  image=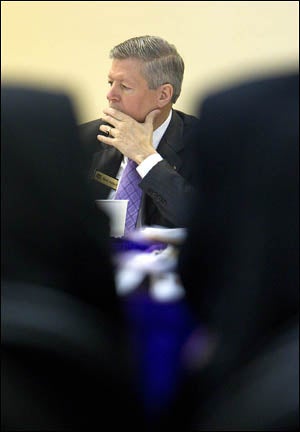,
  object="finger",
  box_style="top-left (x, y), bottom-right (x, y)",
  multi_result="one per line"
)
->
top-left (145, 109), bottom-right (161, 126)
top-left (97, 133), bottom-right (115, 145)
top-left (101, 114), bottom-right (118, 128)
top-left (103, 107), bottom-right (124, 121)
top-left (99, 124), bottom-right (114, 136)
